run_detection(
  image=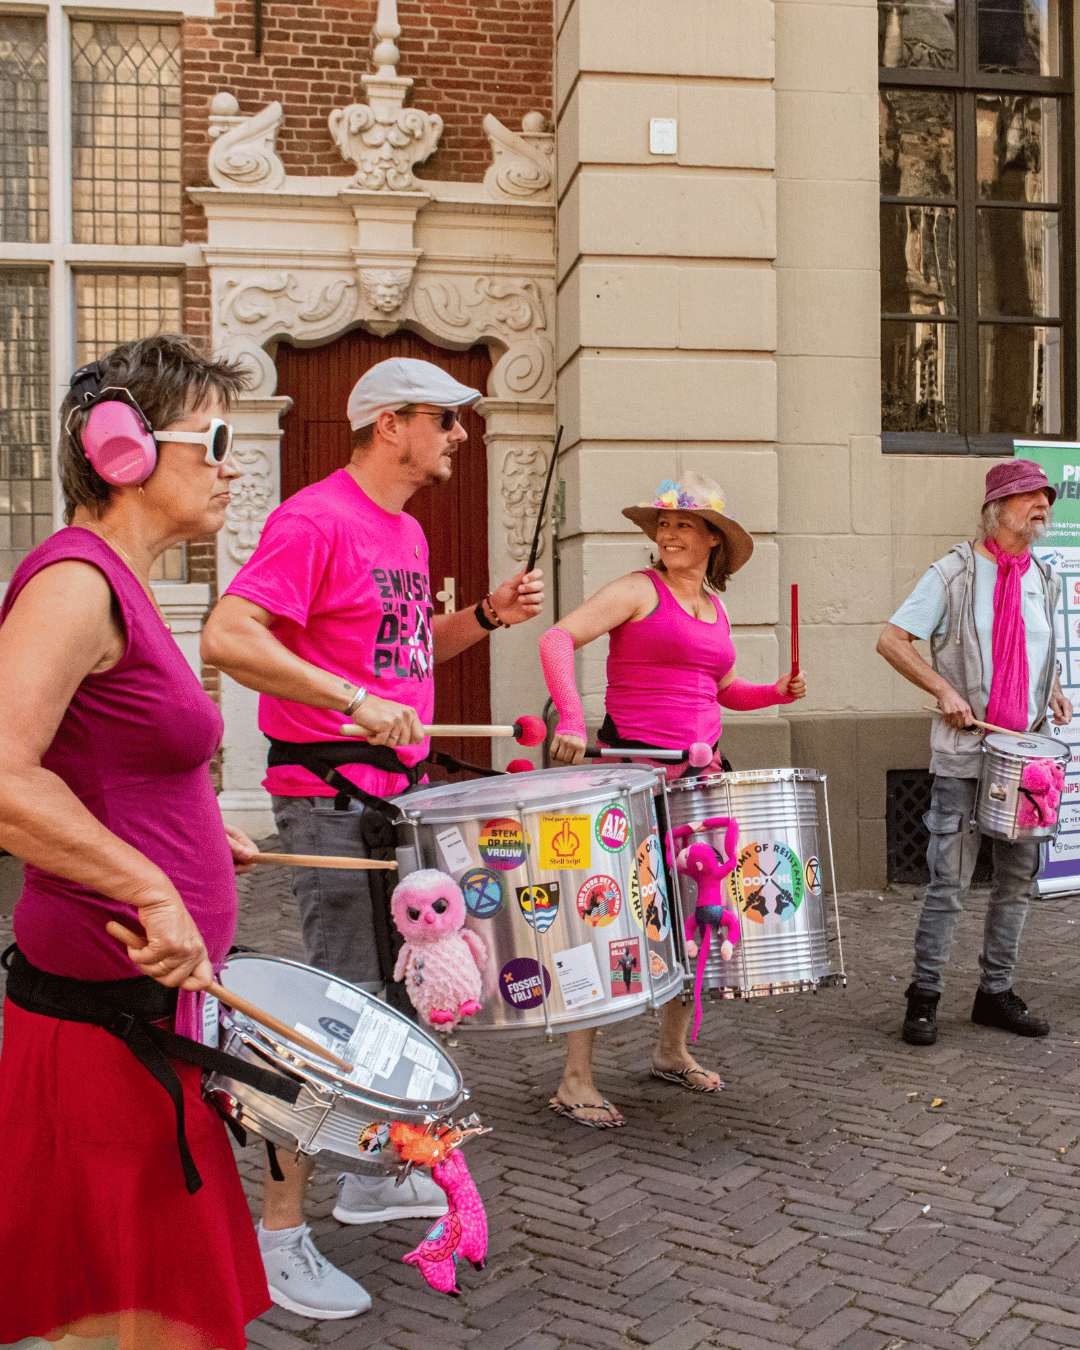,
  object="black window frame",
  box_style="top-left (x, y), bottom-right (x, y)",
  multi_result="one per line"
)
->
top-left (880, 2), bottom-right (1075, 455)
